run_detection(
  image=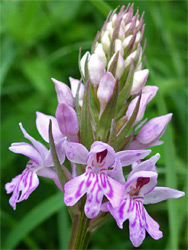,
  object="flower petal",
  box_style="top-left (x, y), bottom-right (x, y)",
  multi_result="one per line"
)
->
top-left (84, 174), bottom-right (103, 218)
top-left (129, 153), bottom-right (160, 178)
top-left (116, 149), bottom-right (151, 167)
top-left (36, 112), bottom-right (63, 143)
top-left (99, 173), bottom-right (125, 208)
top-left (144, 187), bottom-right (185, 204)
top-left (19, 123), bottom-right (48, 159)
top-left (129, 201), bottom-right (146, 247)
top-left (65, 141), bottom-right (88, 164)
top-left (9, 142), bottom-right (42, 165)
top-left (51, 78), bottom-right (74, 107)
top-left (55, 103), bottom-right (79, 142)
top-left (126, 171), bottom-right (158, 196)
top-left (144, 208), bottom-right (163, 240)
